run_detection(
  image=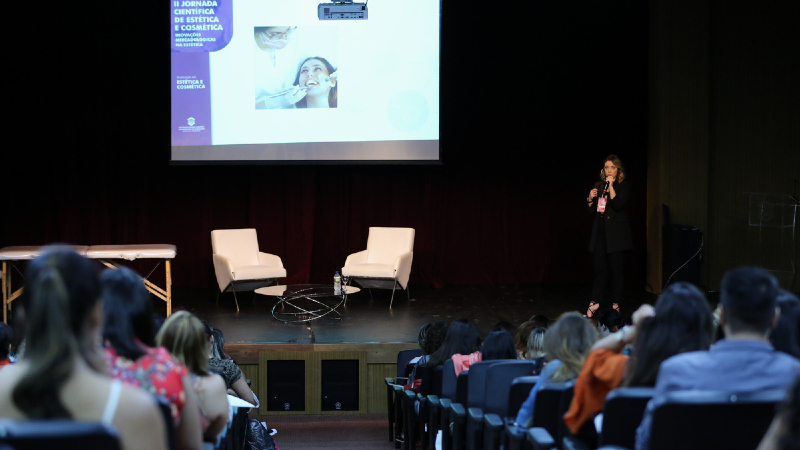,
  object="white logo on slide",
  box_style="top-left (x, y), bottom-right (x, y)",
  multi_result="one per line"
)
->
top-left (187, 117), bottom-right (196, 126)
